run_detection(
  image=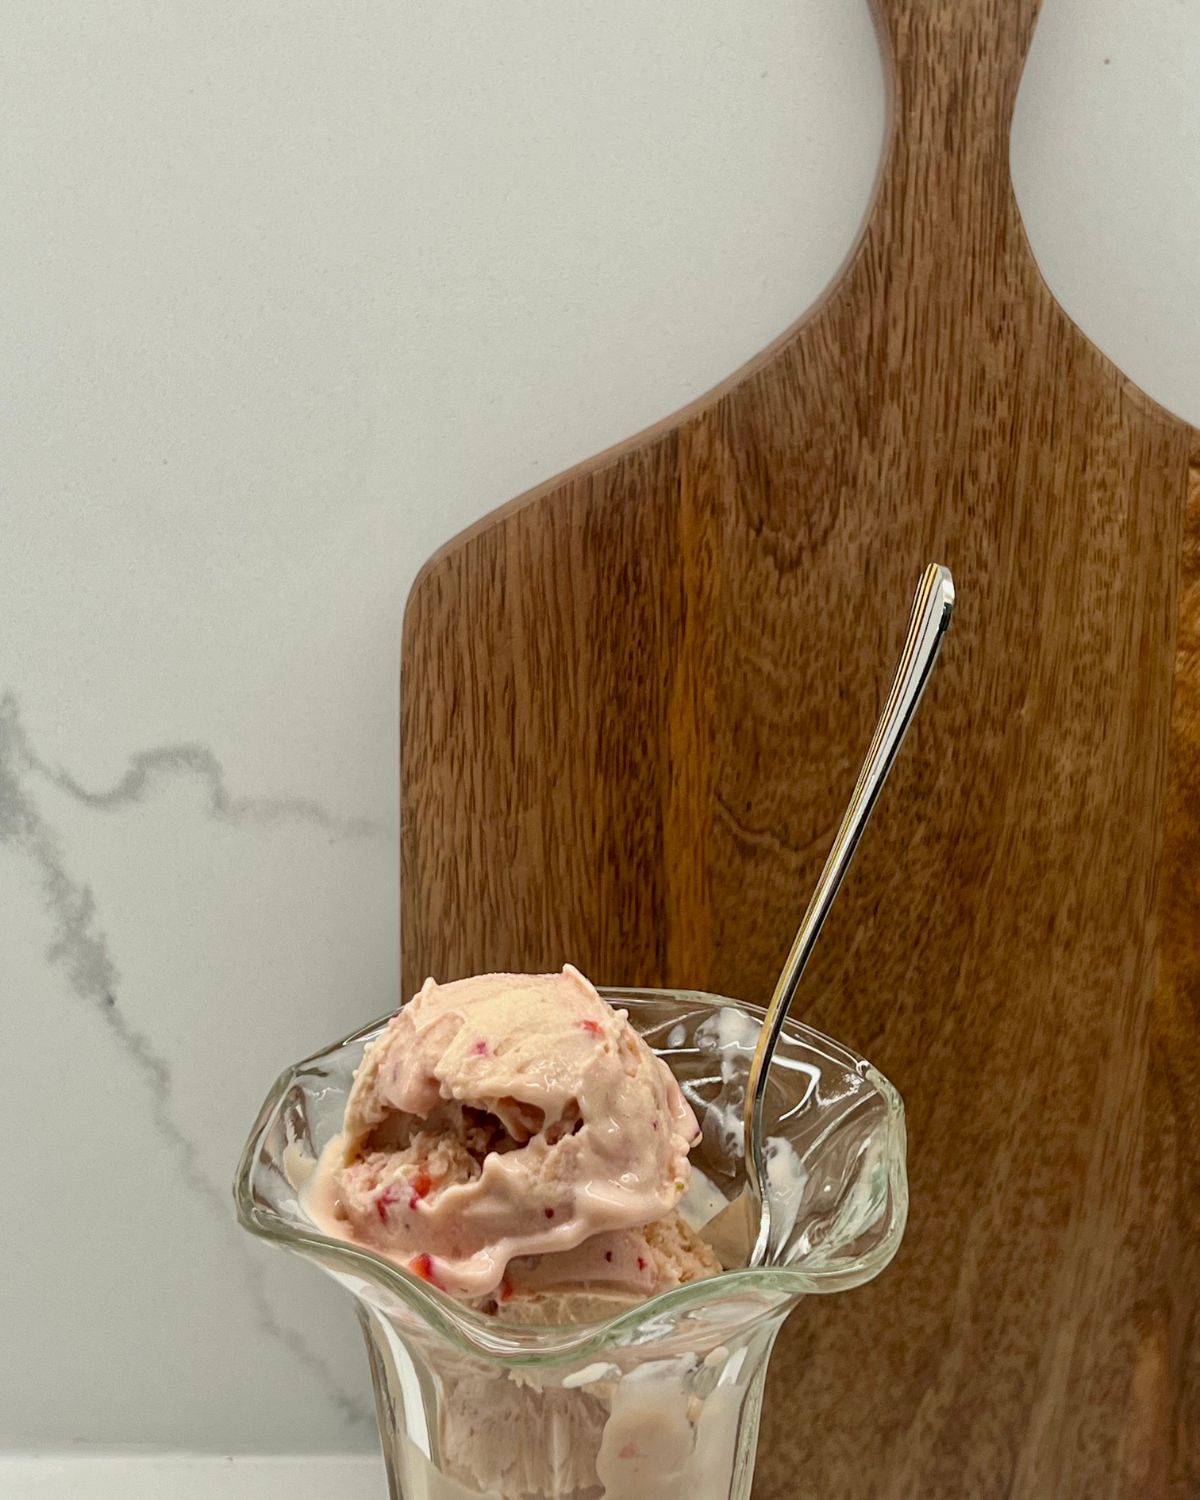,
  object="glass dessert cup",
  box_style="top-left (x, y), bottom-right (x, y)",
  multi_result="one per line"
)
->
top-left (235, 989), bottom-right (907, 1500)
